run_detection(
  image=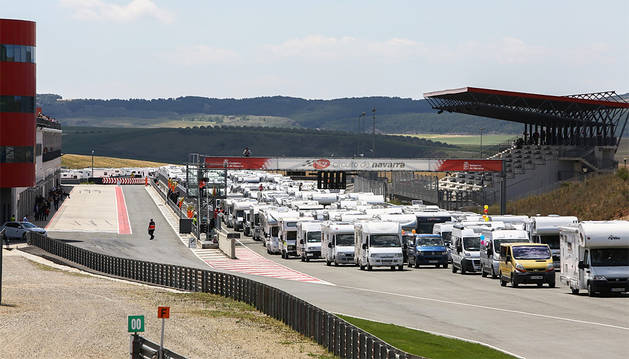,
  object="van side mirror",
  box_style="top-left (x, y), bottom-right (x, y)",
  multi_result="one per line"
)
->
top-left (328, 242), bottom-right (332, 248)
top-left (578, 261), bottom-right (589, 269)
top-left (299, 239), bottom-right (304, 244)
top-left (362, 243), bottom-right (368, 250)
